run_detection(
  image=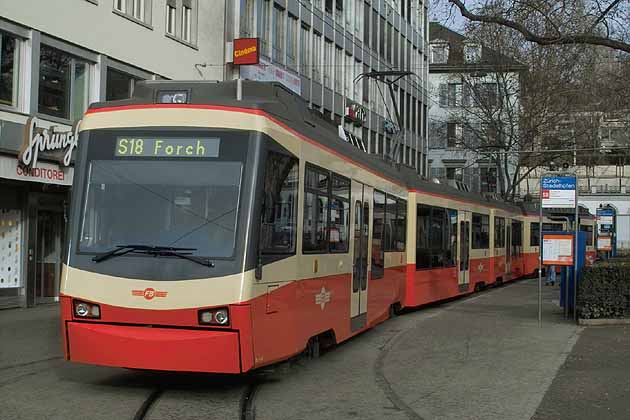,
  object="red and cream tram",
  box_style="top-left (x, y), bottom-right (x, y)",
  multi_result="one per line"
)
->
top-left (61, 81), bottom-right (554, 374)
